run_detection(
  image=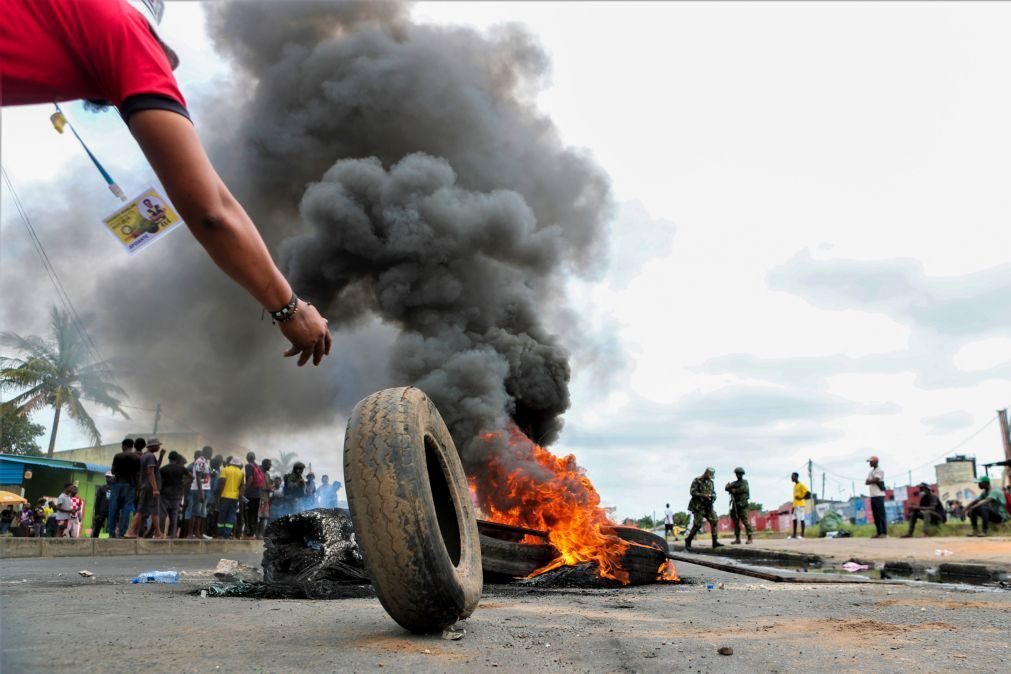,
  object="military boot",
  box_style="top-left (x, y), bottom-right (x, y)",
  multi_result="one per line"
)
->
top-left (684, 534), bottom-right (694, 552)
top-left (711, 533), bottom-right (724, 548)
top-left (731, 535), bottom-right (741, 545)
top-left (746, 534), bottom-right (753, 544)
